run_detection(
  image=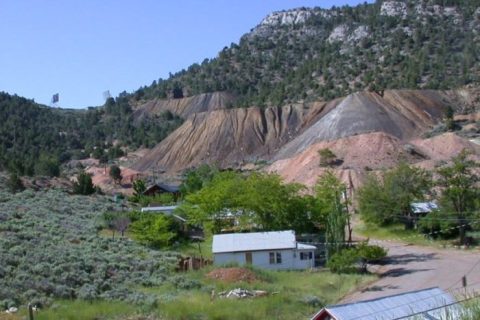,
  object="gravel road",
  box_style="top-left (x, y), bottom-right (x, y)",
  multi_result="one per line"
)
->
top-left (342, 240), bottom-right (480, 303)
